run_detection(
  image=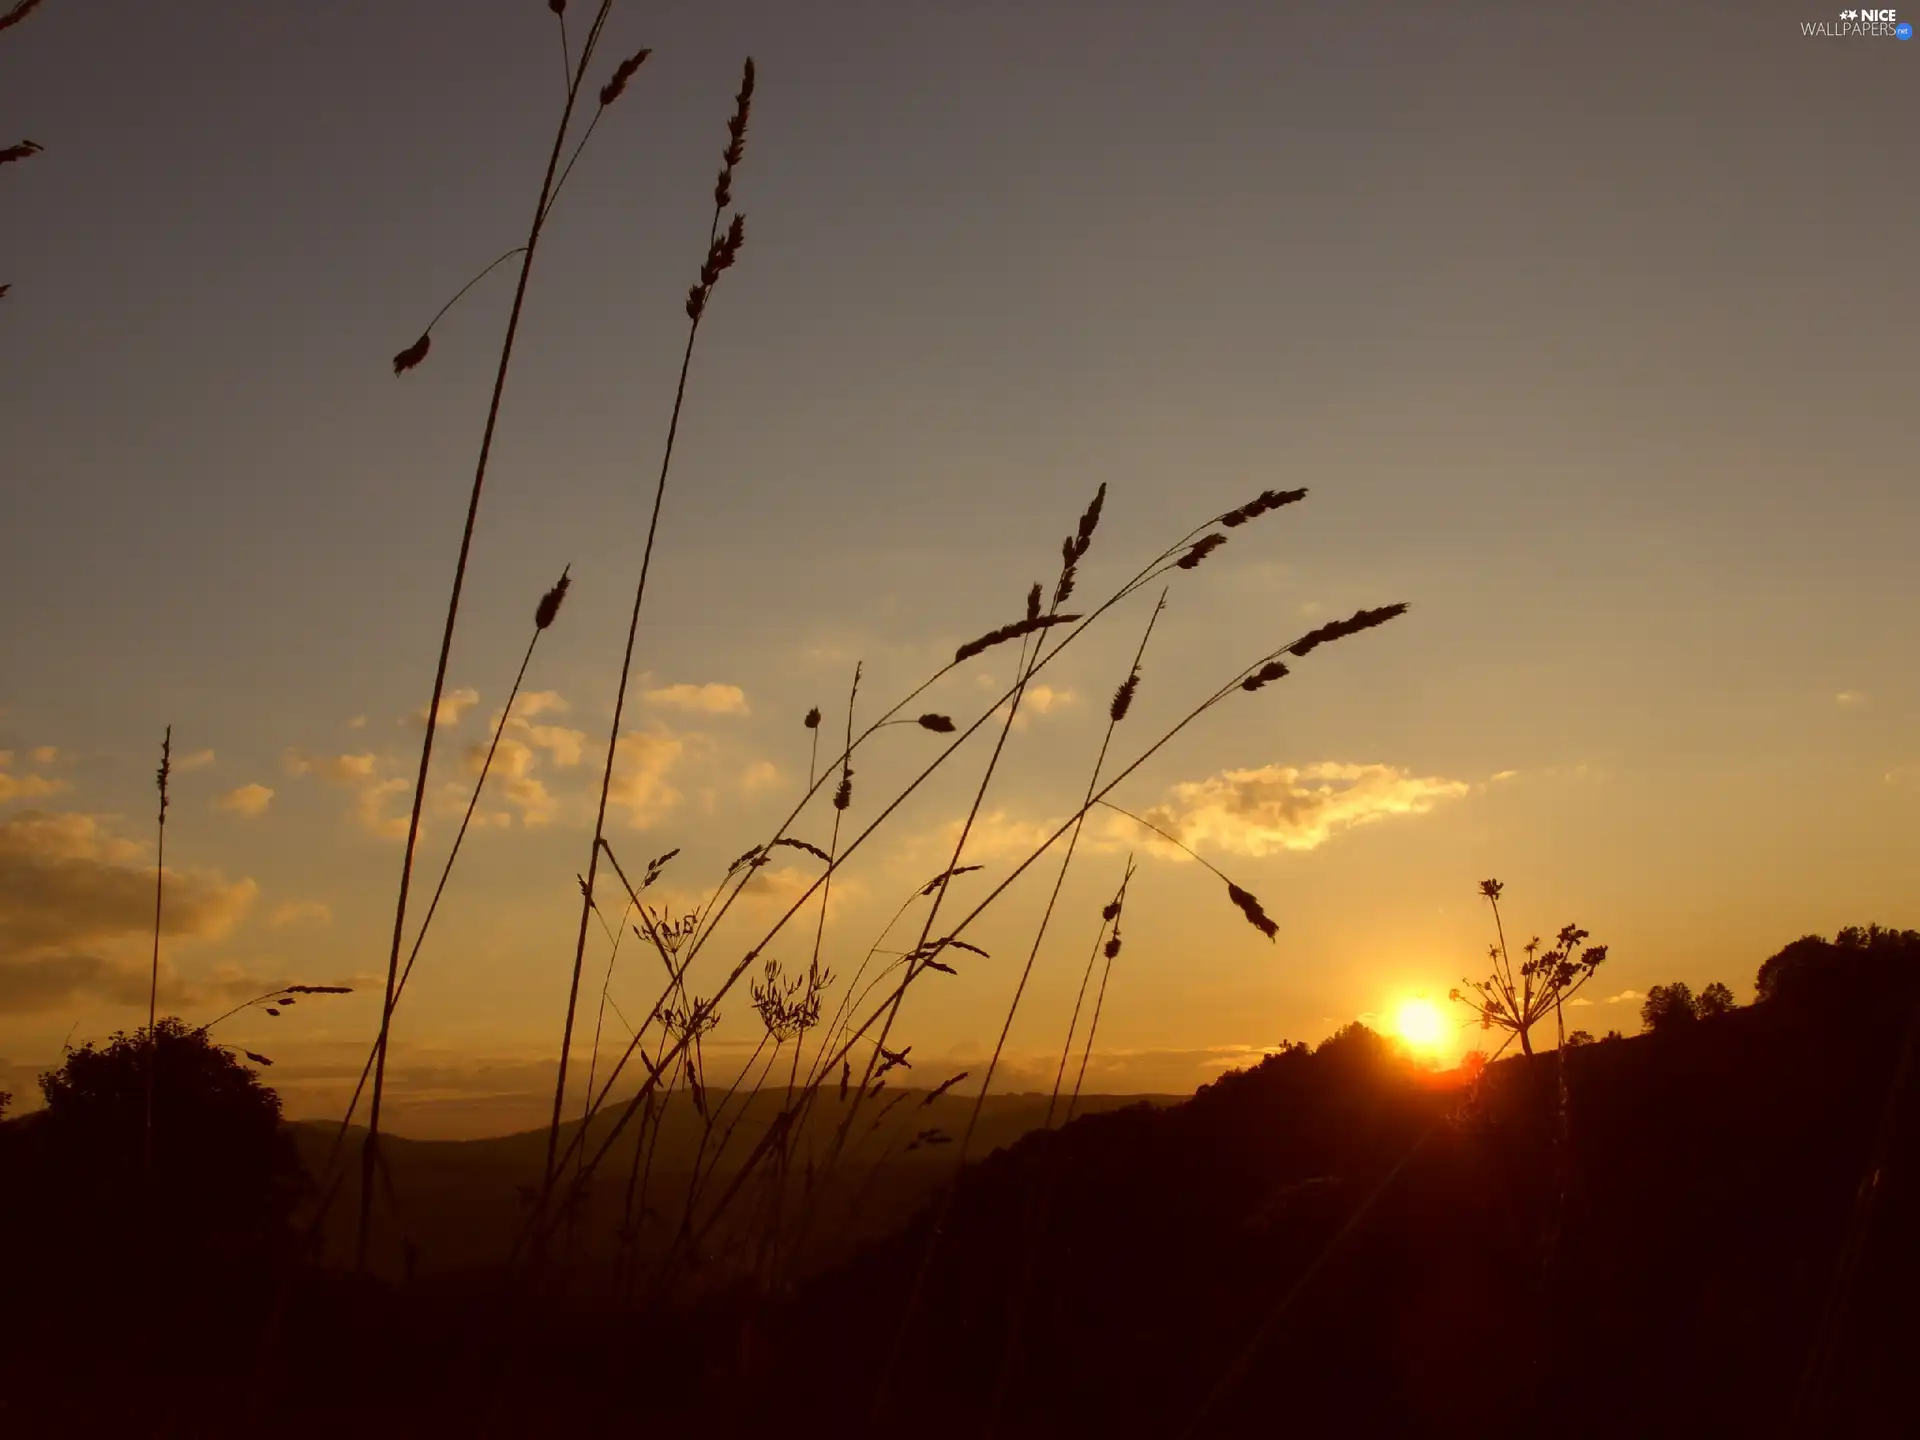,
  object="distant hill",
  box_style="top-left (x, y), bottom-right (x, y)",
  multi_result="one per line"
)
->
top-left (293, 1087), bottom-right (1180, 1276)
